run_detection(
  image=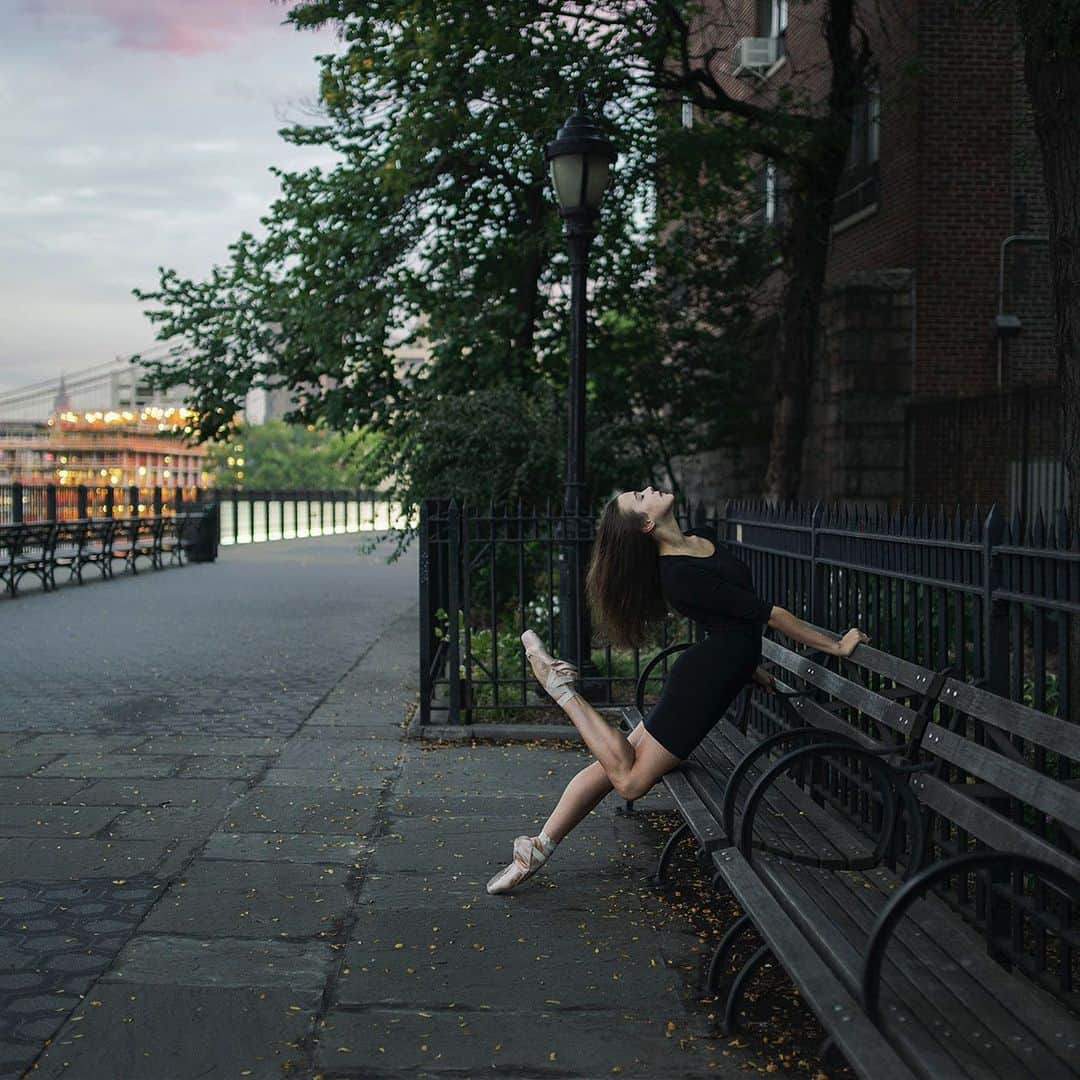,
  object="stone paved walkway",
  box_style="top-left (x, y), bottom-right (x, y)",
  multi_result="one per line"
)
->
top-left (0, 534), bottom-right (751, 1079)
